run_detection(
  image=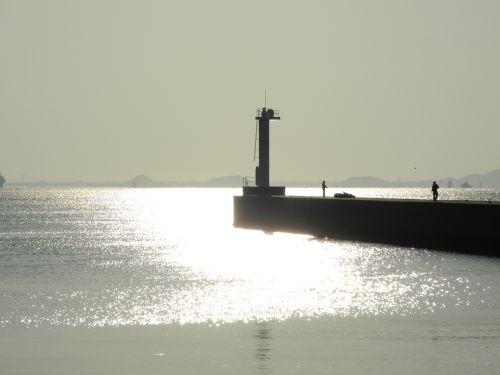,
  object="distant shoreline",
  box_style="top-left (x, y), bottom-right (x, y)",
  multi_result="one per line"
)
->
top-left (2, 169), bottom-right (500, 189)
